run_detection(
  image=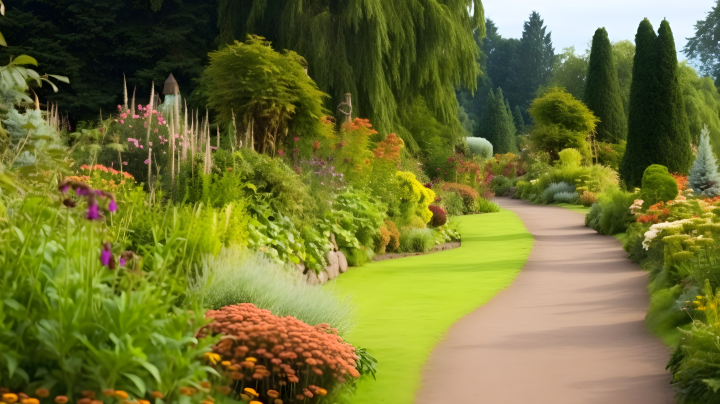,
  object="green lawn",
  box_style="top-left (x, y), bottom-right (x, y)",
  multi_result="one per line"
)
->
top-left (556, 203), bottom-right (591, 215)
top-left (327, 211), bottom-right (533, 404)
